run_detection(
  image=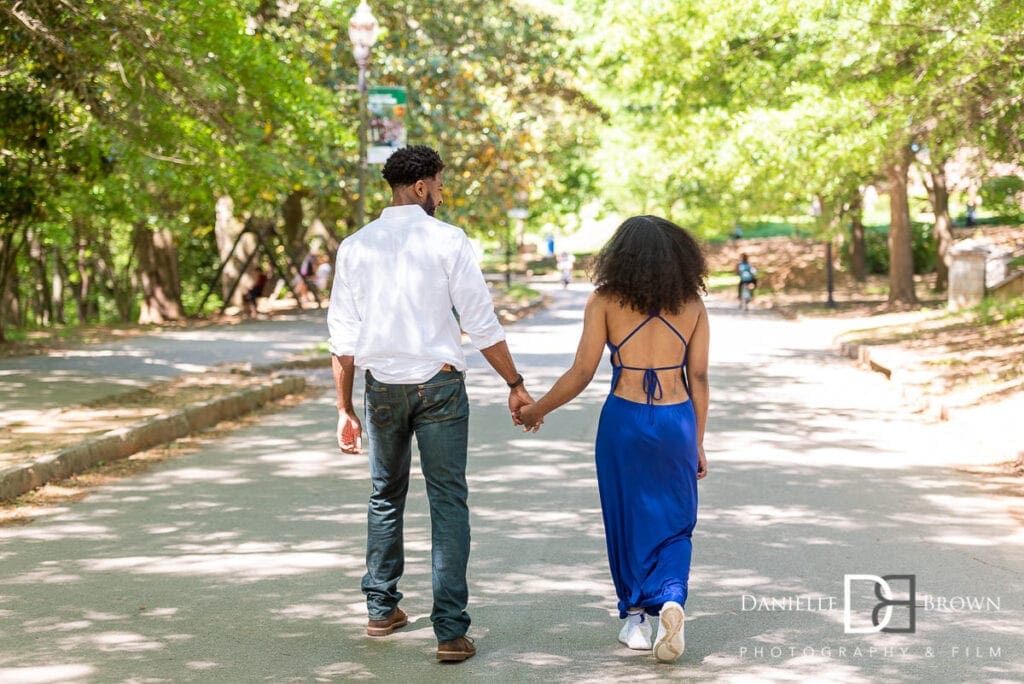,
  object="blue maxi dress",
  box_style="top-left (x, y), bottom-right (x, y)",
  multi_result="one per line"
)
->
top-left (594, 312), bottom-right (700, 618)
